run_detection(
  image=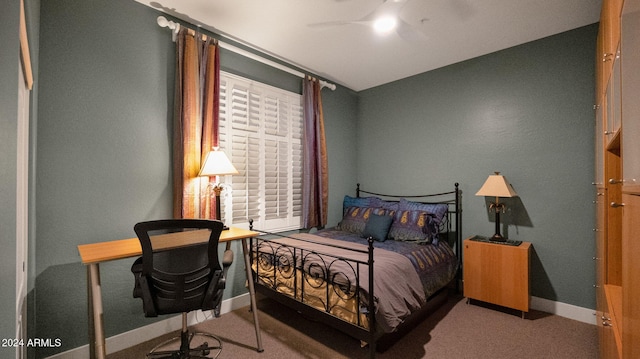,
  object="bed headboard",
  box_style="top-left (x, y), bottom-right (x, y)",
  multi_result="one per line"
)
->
top-left (355, 182), bottom-right (462, 277)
